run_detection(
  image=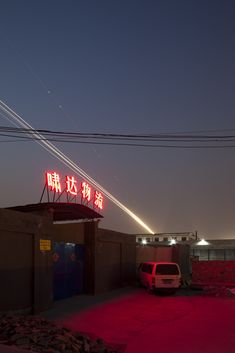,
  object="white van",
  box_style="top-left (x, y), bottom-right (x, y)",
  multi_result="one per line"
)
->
top-left (138, 261), bottom-right (181, 294)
